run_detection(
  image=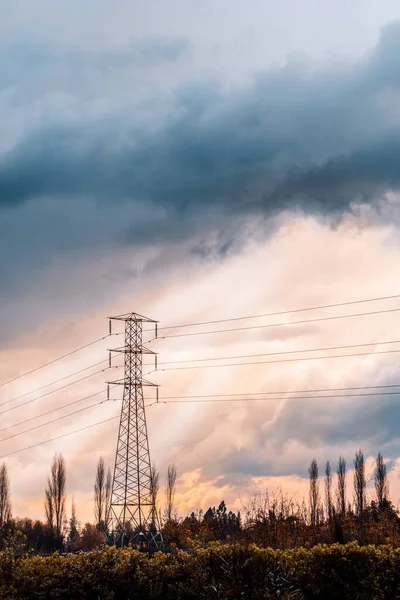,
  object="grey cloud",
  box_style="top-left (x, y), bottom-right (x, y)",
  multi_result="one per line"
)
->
top-left (1, 21), bottom-right (400, 333)
top-left (2, 22), bottom-right (400, 216)
top-left (268, 136), bottom-right (400, 214)
top-left (0, 36), bottom-right (191, 84)
top-left (194, 371), bottom-right (400, 483)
